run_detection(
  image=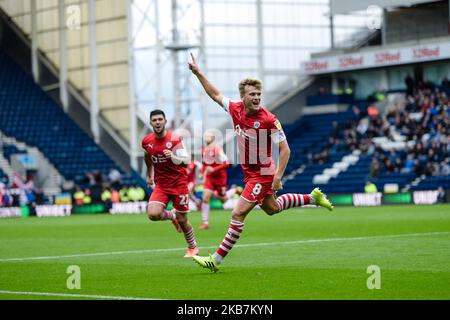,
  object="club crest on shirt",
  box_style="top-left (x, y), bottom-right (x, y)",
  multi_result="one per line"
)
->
top-left (254, 121), bottom-right (261, 129)
top-left (166, 142), bottom-right (172, 148)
